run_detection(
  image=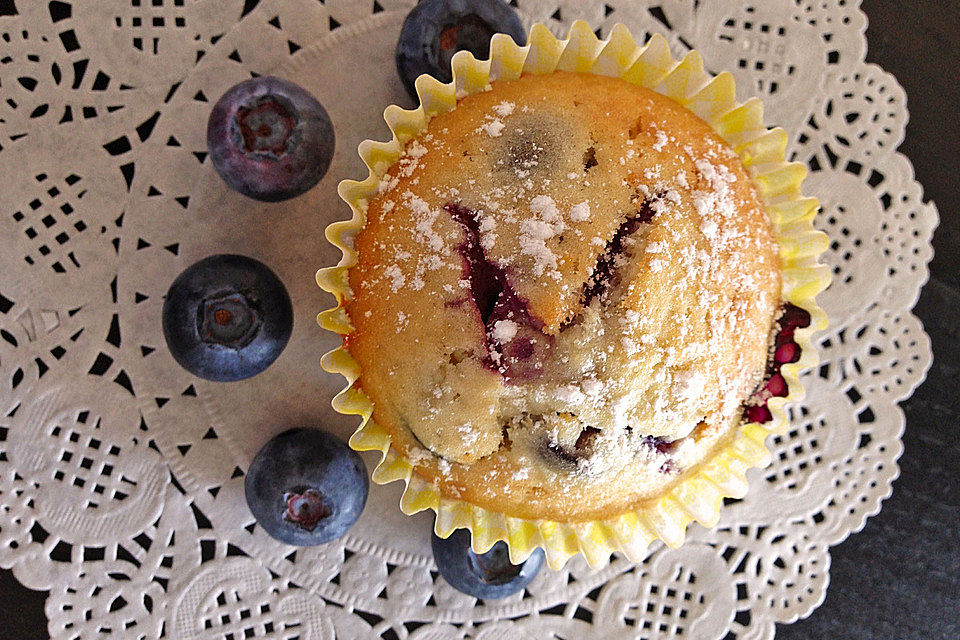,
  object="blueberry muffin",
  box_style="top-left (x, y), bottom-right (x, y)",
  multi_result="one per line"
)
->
top-left (345, 71), bottom-right (794, 522)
